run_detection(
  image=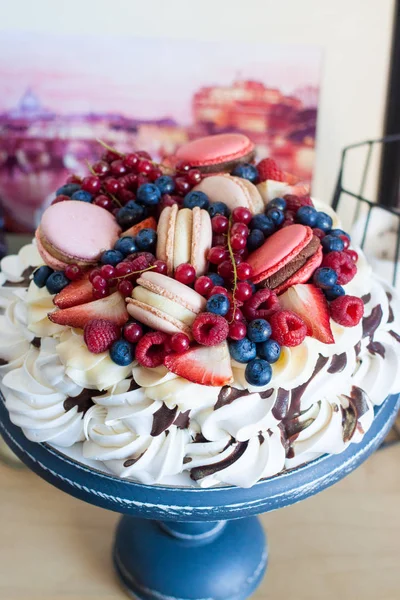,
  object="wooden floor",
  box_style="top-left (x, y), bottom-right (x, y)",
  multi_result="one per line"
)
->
top-left (0, 441), bottom-right (399, 600)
